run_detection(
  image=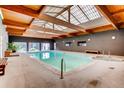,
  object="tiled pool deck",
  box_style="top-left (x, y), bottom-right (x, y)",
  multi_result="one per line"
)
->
top-left (0, 52), bottom-right (124, 88)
